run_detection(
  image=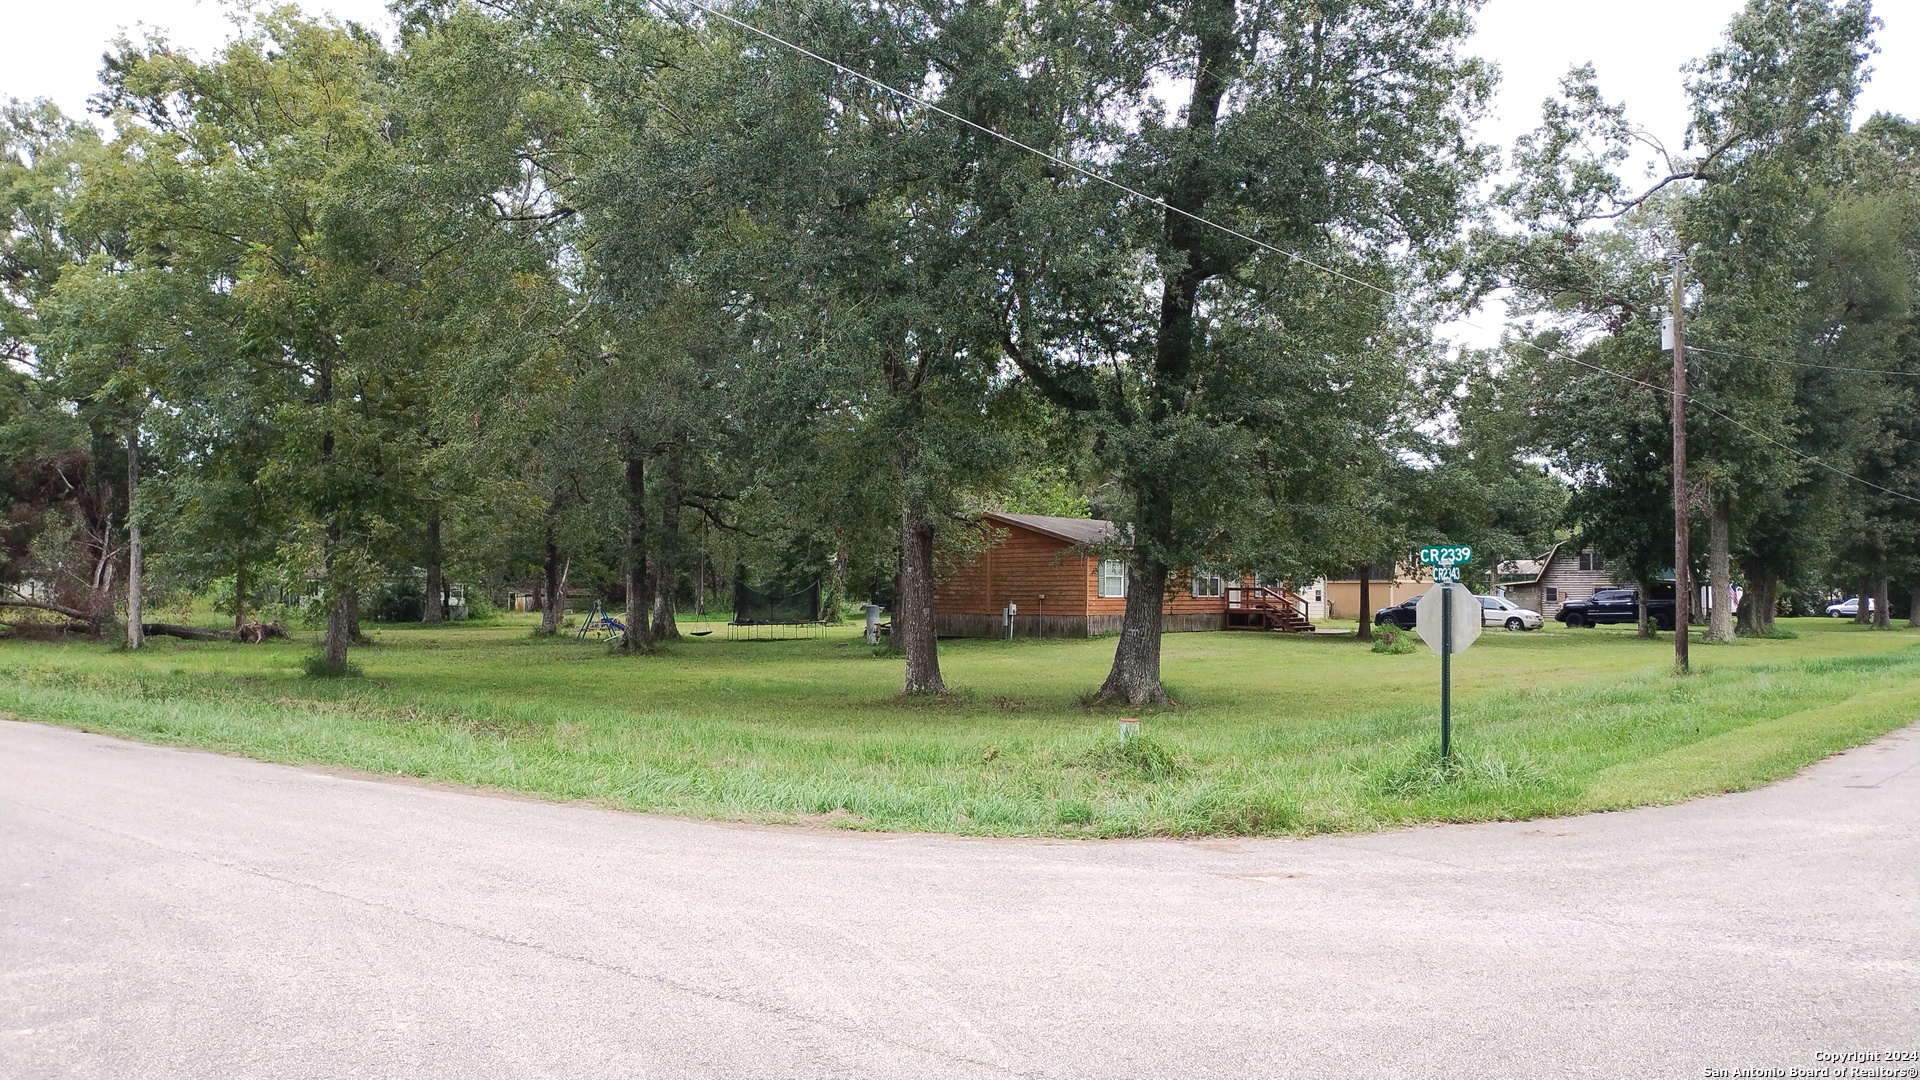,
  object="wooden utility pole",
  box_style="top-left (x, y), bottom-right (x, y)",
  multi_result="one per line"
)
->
top-left (126, 425), bottom-right (145, 650)
top-left (1669, 258), bottom-right (1690, 673)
